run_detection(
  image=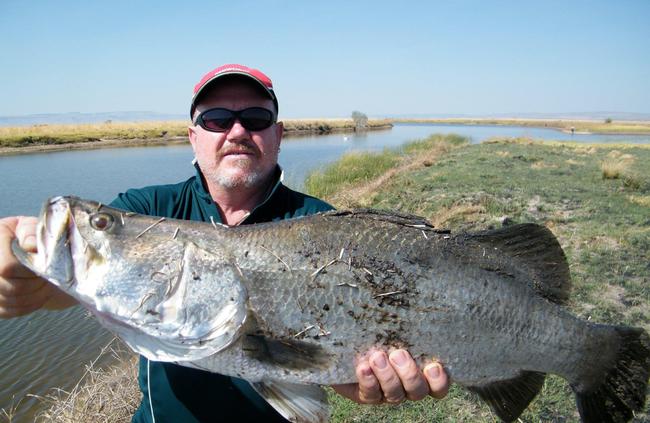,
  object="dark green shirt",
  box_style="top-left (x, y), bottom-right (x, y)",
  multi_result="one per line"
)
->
top-left (109, 165), bottom-right (333, 423)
